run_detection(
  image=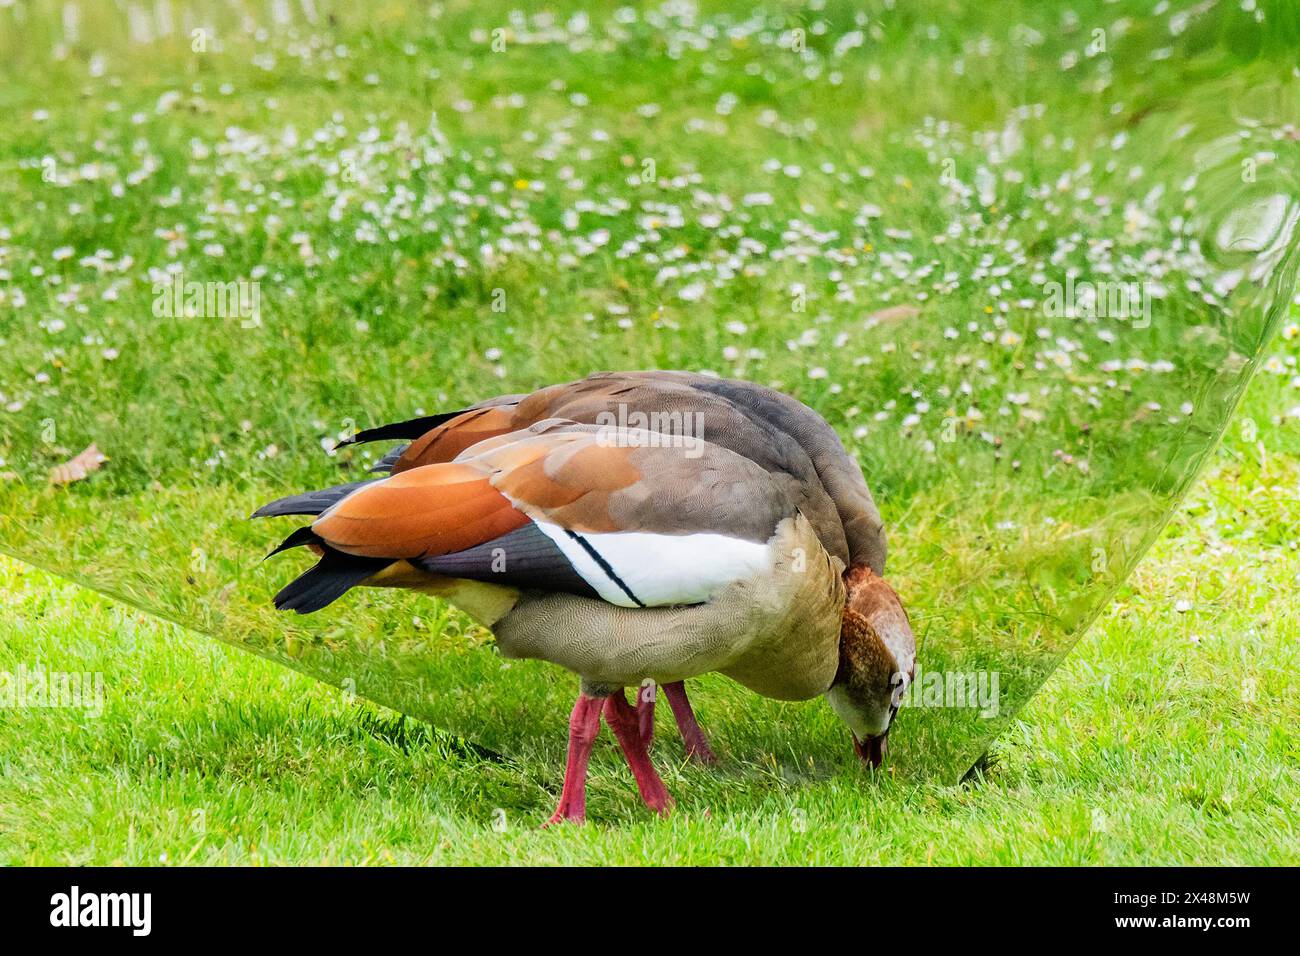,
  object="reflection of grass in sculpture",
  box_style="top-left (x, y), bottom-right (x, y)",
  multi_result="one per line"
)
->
top-left (0, 0), bottom-right (1298, 787)
top-left (2, 453), bottom-right (1296, 863)
top-left (0, 476), bottom-right (1179, 781)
